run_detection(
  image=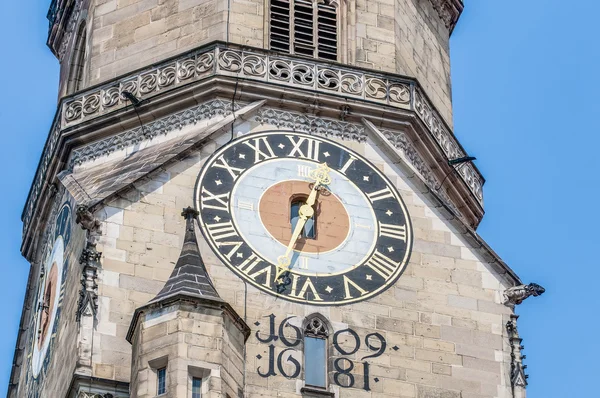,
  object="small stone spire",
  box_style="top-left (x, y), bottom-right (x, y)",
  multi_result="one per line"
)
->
top-left (149, 207), bottom-right (221, 304)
